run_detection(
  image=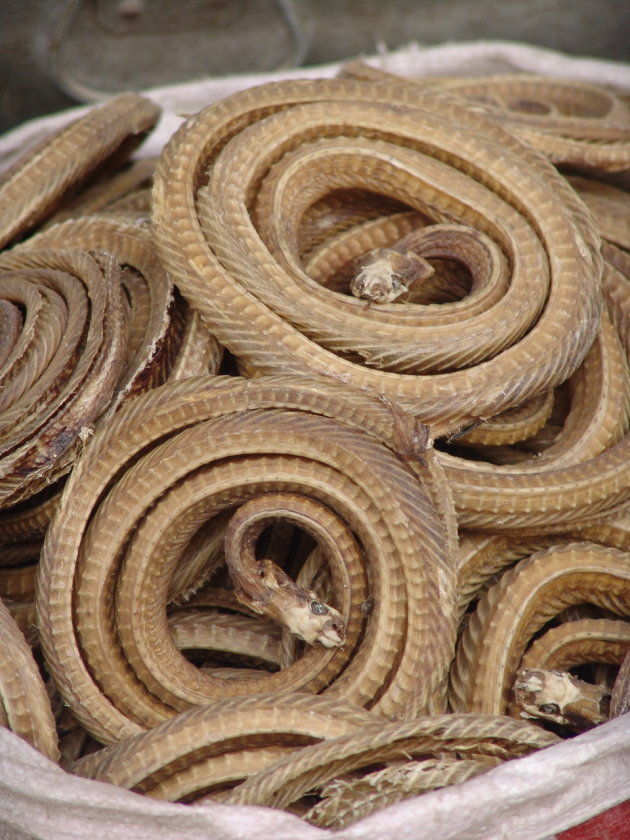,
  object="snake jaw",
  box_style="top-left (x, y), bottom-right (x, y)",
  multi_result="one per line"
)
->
top-left (350, 248), bottom-right (434, 303)
top-left (282, 598), bottom-right (346, 648)
top-left (513, 668), bottom-right (610, 731)
top-left (235, 559), bottom-right (346, 648)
